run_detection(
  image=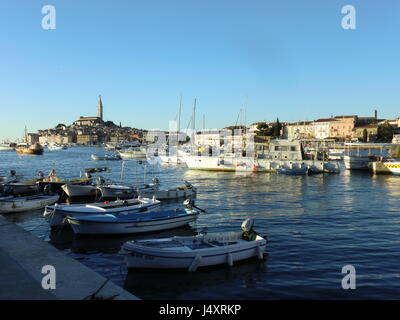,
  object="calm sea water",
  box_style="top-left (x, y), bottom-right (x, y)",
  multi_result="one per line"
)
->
top-left (1, 147), bottom-right (400, 299)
